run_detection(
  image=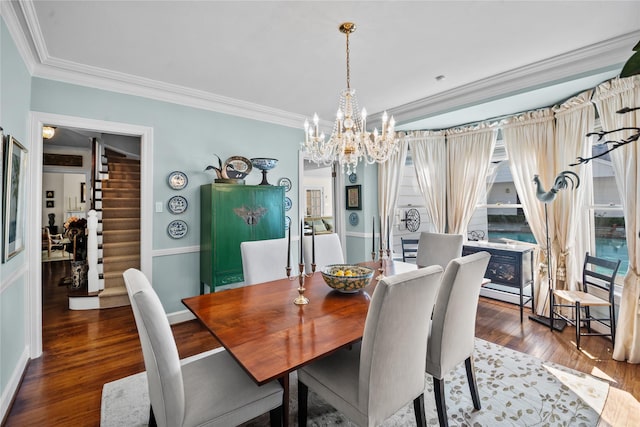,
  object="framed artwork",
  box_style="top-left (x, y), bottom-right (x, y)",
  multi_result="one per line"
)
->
top-left (46, 190), bottom-right (54, 198)
top-left (3, 135), bottom-right (28, 262)
top-left (346, 185), bottom-right (361, 210)
top-left (46, 200), bottom-right (55, 208)
top-left (80, 182), bottom-right (86, 203)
